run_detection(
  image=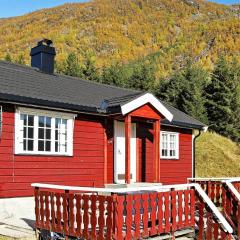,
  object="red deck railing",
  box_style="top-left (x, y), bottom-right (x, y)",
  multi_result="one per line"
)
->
top-left (33, 183), bottom-right (234, 240)
top-left (114, 190), bottom-right (195, 239)
top-left (190, 177), bottom-right (240, 239)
